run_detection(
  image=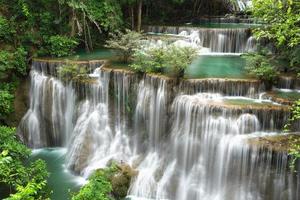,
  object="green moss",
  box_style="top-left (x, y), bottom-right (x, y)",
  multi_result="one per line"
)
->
top-left (73, 163), bottom-right (137, 200)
